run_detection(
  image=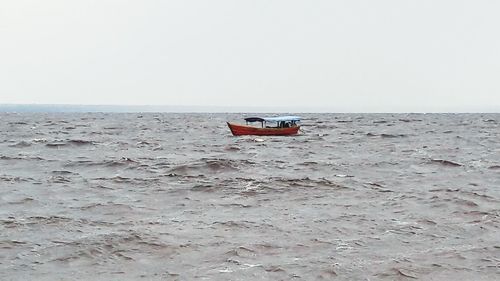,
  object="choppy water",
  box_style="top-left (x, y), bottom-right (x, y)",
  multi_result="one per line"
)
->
top-left (0, 113), bottom-right (499, 280)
